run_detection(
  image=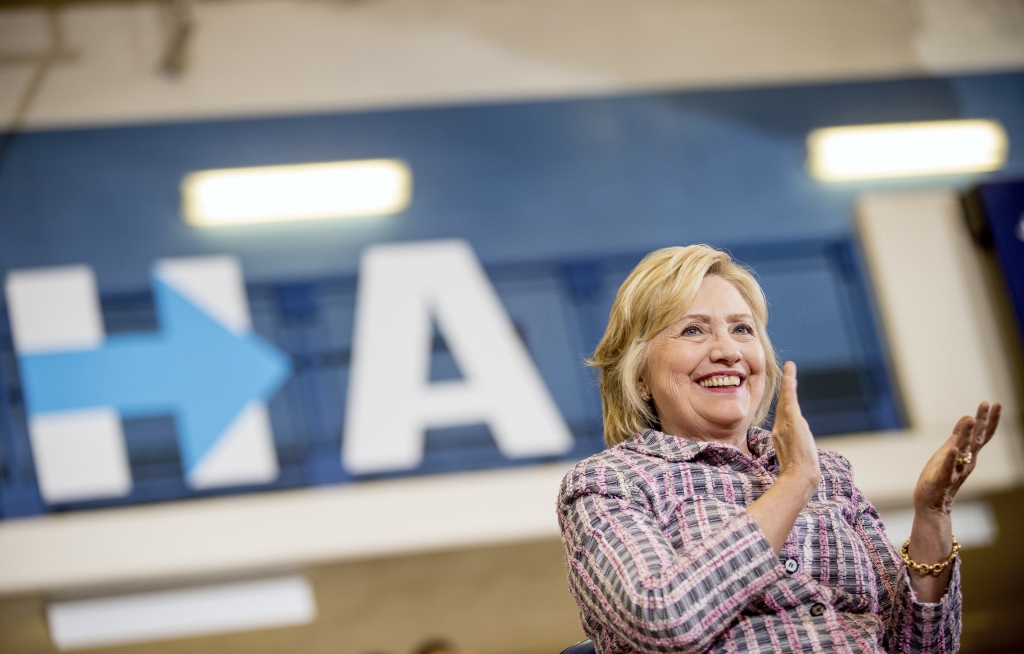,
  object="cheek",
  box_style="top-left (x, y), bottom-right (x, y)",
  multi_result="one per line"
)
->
top-left (744, 340), bottom-right (767, 375)
top-left (743, 341), bottom-right (768, 402)
top-left (648, 340), bottom-right (702, 389)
